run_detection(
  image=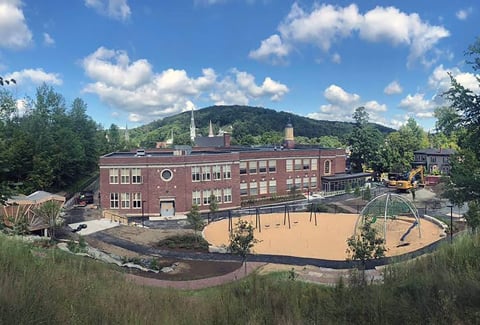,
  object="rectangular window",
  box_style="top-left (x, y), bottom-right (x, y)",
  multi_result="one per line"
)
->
top-left (202, 166), bottom-right (211, 181)
top-left (259, 181), bottom-right (267, 194)
top-left (192, 190), bottom-right (201, 205)
top-left (132, 168), bottom-right (142, 184)
top-left (213, 165), bottom-right (221, 180)
top-left (249, 182), bottom-right (258, 196)
top-left (120, 168), bottom-right (130, 184)
top-left (191, 166), bottom-right (201, 182)
top-left (310, 176), bottom-right (317, 188)
top-left (311, 159), bottom-right (318, 171)
top-left (431, 157), bottom-right (437, 163)
top-left (132, 192), bottom-right (142, 208)
top-left (223, 188), bottom-right (232, 203)
top-left (109, 168), bottom-right (119, 184)
top-left (121, 192), bottom-right (130, 208)
top-left (286, 179), bottom-right (293, 191)
top-left (303, 159), bottom-right (310, 170)
top-left (214, 189), bottom-right (222, 203)
top-left (249, 161), bottom-right (257, 174)
top-left (286, 159), bottom-right (293, 172)
top-left (240, 162), bottom-right (247, 175)
top-left (269, 180), bottom-right (277, 194)
top-left (295, 178), bottom-right (301, 189)
top-left (269, 160), bottom-right (276, 173)
top-left (110, 192), bottom-right (119, 209)
top-left (295, 159), bottom-right (302, 171)
top-left (223, 165), bottom-right (231, 179)
top-left (302, 178), bottom-right (309, 190)
top-left (203, 189), bottom-right (211, 205)
top-left (240, 183), bottom-right (248, 196)
top-left (259, 161), bottom-right (267, 173)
